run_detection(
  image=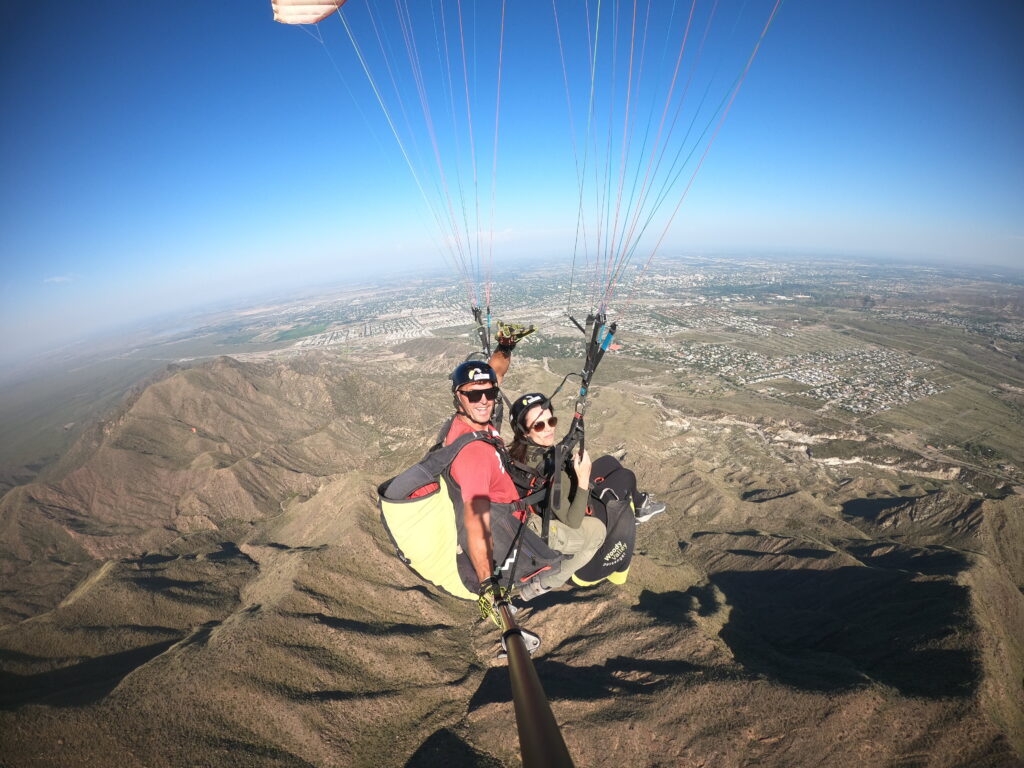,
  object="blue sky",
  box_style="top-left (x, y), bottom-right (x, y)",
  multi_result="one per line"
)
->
top-left (2, 0), bottom-right (1022, 358)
